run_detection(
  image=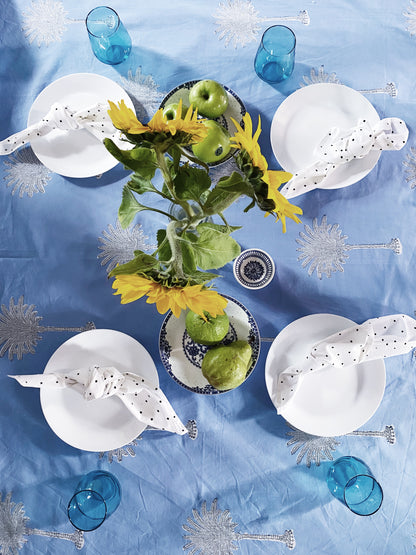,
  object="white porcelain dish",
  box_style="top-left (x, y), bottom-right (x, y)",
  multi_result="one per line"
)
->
top-left (265, 313), bottom-right (386, 436)
top-left (40, 329), bottom-right (159, 452)
top-left (270, 83), bottom-right (381, 190)
top-left (28, 73), bottom-right (135, 178)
